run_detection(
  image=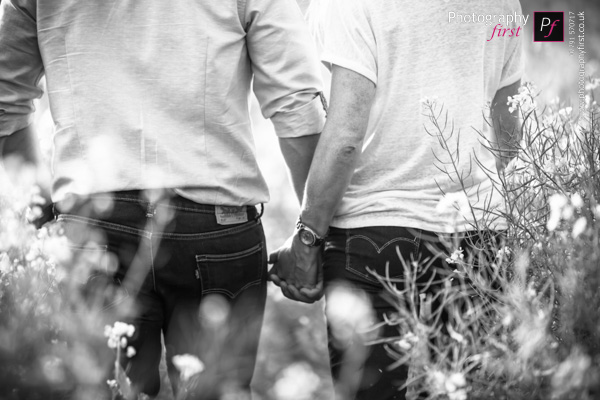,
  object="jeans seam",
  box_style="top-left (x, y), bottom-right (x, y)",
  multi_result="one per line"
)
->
top-left (195, 243), bottom-right (262, 262)
top-left (57, 214), bottom-right (261, 240)
top-left (86, 195), bottom-right (257, 215)
top-left (201, 280), bottom-right (262, 299)
top-left (58, 214), bottom-right (150, 237)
